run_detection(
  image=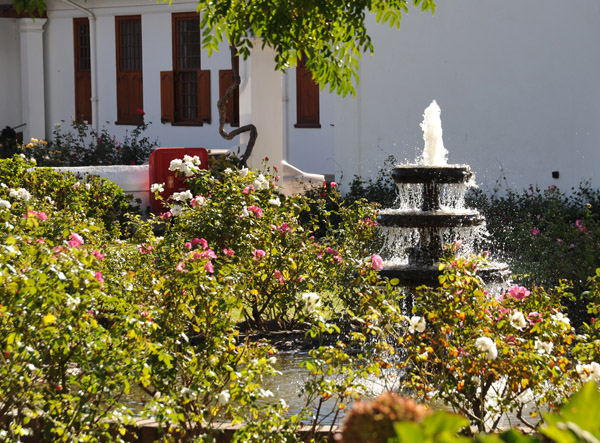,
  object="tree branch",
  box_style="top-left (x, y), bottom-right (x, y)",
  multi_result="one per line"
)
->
top-left (217, 45), bottom-right (257, 167)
